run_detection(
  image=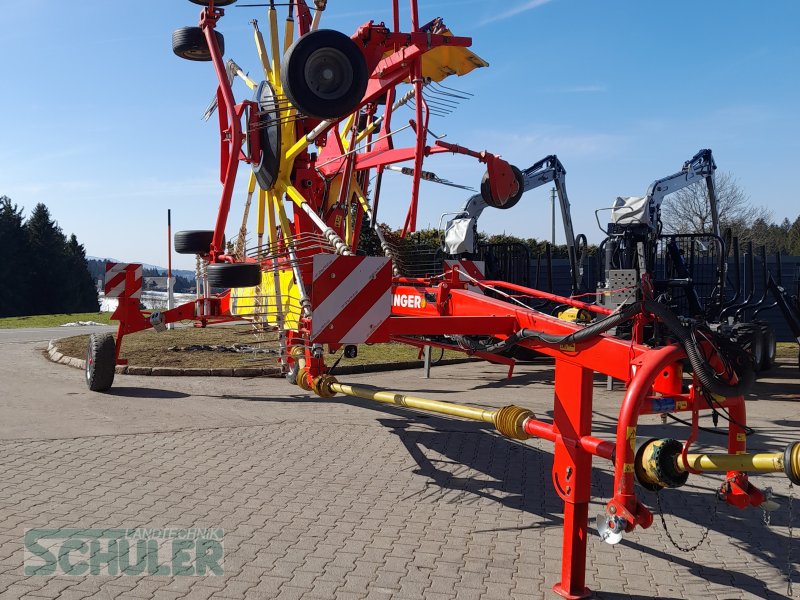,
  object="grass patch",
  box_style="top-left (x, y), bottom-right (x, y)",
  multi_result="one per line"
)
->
top-left (0, 312), bottom-right (112, 329)
top-left (777, 342), bottom-right (799, 358)
top-left (55, 325), bottom-right (467, 370)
